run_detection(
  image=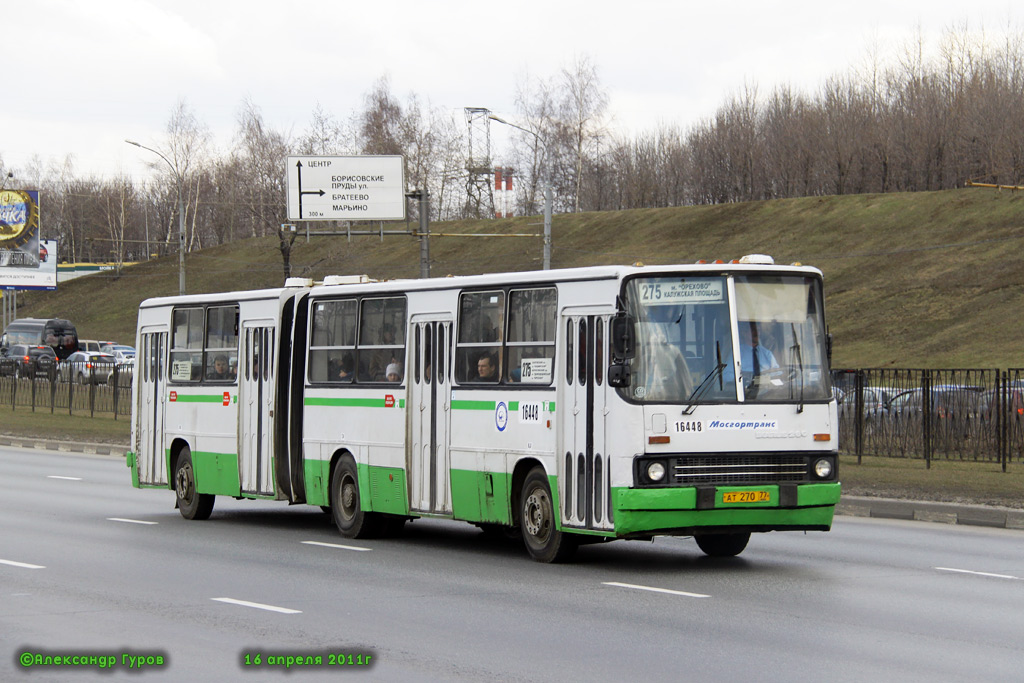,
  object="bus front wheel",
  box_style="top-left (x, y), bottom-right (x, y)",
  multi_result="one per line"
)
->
top-left (695, 532), bottom-right (750, 557)
top-left (521, 467), bottom-right (577, 563)
top-left (330, 458), bottom-right (381, 539)
top-left (174, 447), bottom-right (215, 520)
